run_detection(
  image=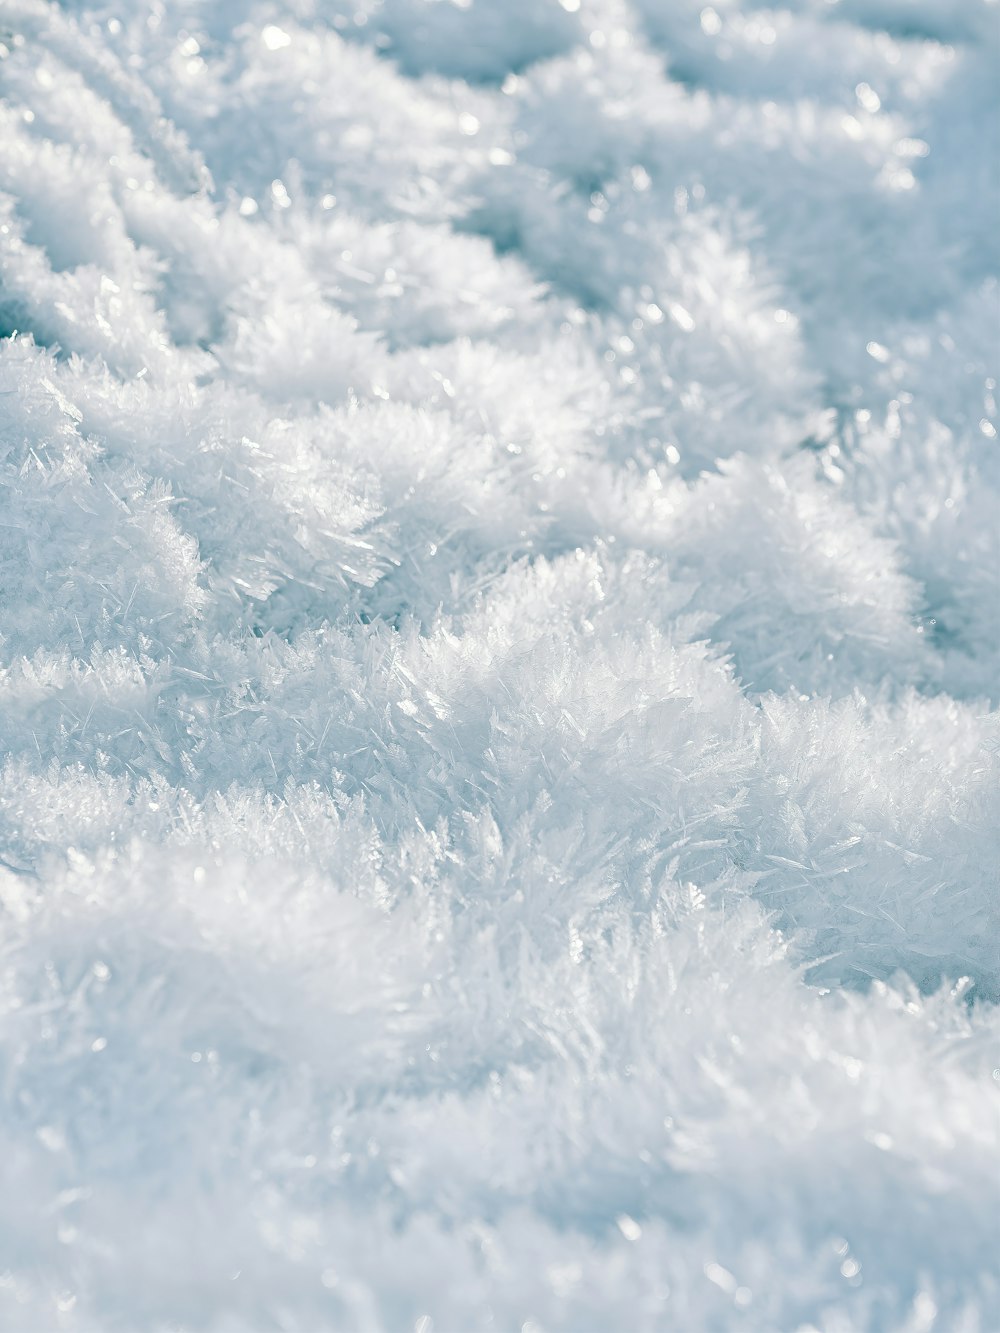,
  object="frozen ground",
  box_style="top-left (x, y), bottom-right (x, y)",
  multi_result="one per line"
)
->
top-left (0, 0), bottom-right (998, 1328)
